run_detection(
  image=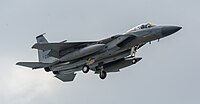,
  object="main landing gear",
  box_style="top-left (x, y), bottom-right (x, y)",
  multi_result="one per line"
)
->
top-left (82, 58), bottom-right (96, 73)
top-left (96, 65), bottom-right (107, 80)
top-left (82, 65), bottom-right (89, 73)
top-left (99, 71), bottom-right (107, 79)
top-left (82, 64), bottom-right (107, 80)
